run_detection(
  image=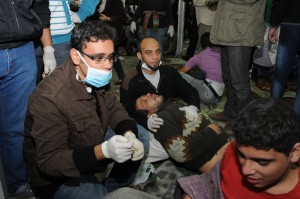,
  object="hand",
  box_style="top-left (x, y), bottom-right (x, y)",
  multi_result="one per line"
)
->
top-left (206, 0), bottom-right (218, 11)
top-left (43, 46), bottom-right (57, 76)
top-left (99, 14), bottom-right (110, 21)
top-left (167, 25), bottom-right (174, 37)
top-left (147, 114), bottom-right (164, 132)
top-left (268, 27), bottom-right (279, 43)
top-left (130, 21), bottom-right (136, 33)
top-left (179, 105), bottom-right (199, 122)
top-left (124, 131), bottom-right (144, 161)
top-left (71, 11), bottom-right (81, 23)
top-left (101, 135), bottom-right (133, 163)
